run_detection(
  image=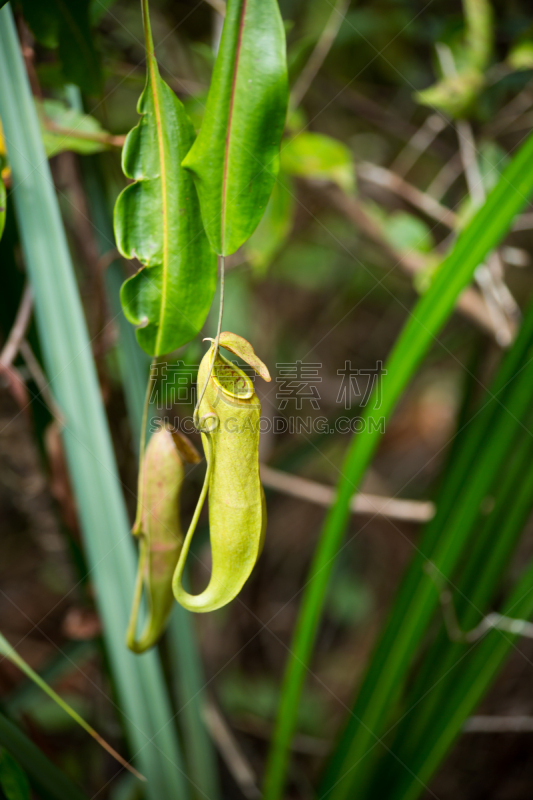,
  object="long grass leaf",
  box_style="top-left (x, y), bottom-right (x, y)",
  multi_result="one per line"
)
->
top-left (392, 545), bottom-right (533, 800)
top-left (263, 126), bottom-right (533, 800)
top-left (321, 291), bottom-right (533, 796)
top-left (0, 8), bottom-right (188, 797)
top-left (0, 711), bottom-right (89, 800)
top-left (0, 632), bottom-right (144, 780)
top-left (323, 330), bottom-right (533, 799)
